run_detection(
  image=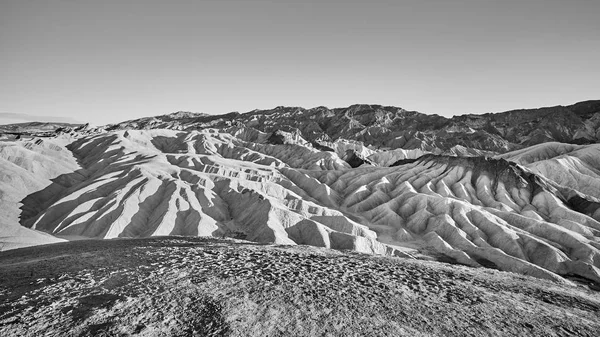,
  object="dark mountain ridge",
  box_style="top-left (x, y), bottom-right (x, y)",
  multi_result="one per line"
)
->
top-left (105, 100), bottom-right (600, 154)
